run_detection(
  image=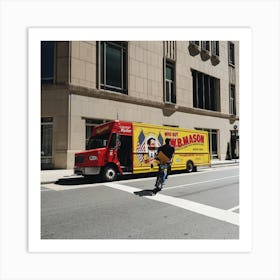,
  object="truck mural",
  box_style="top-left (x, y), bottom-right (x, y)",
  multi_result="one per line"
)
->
top-left (74, 120), bottom-right (210, 181)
